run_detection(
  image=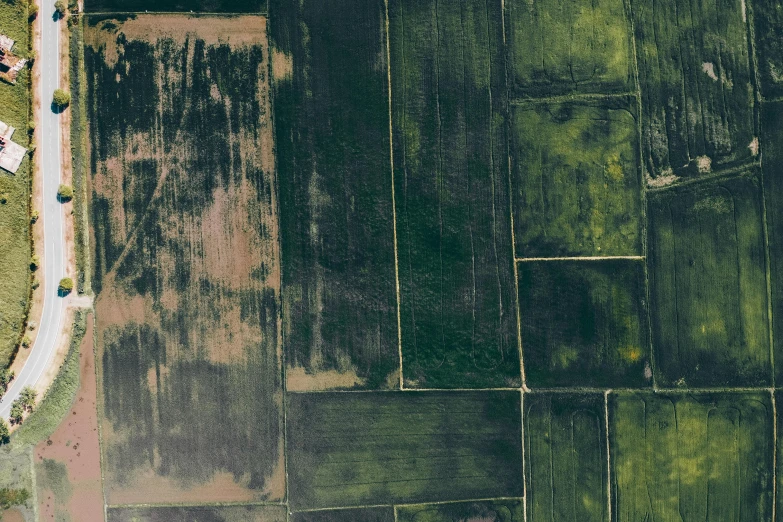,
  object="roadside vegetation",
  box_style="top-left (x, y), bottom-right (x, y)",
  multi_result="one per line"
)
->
top-left (0, 0), bottom-right (33, 369)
